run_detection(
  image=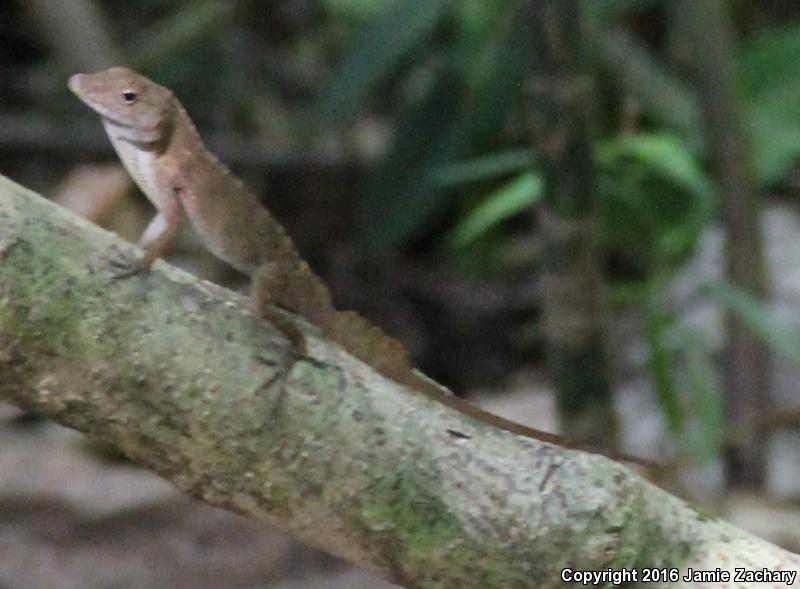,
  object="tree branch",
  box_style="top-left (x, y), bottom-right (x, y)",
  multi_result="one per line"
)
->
top-left (0, 175), bottom-right (797, 588)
